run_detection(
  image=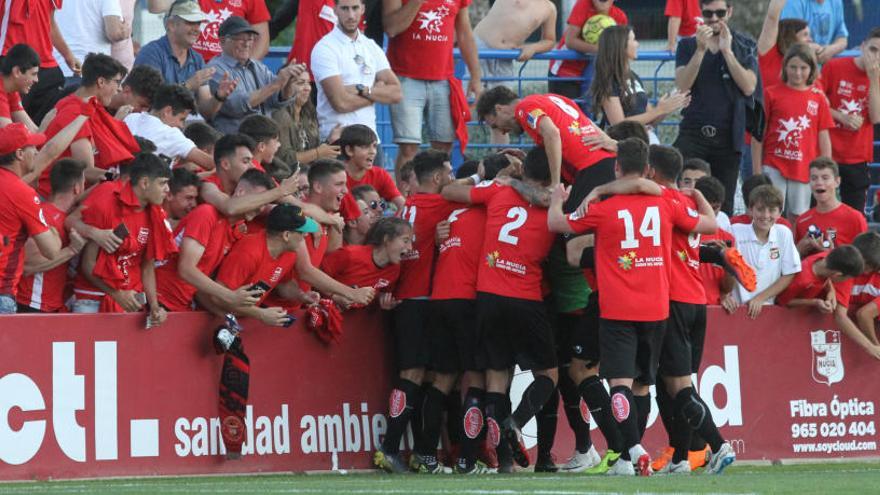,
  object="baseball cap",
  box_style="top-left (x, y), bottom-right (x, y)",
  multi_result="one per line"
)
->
top-left (217, 16), bottom-right (259, 38)
top-left (0, 123), bottom-right (46, 155)
top-left (266, 204), bottom-right (320, 234)
top-left (167, 0), bottom-right (208, 23)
